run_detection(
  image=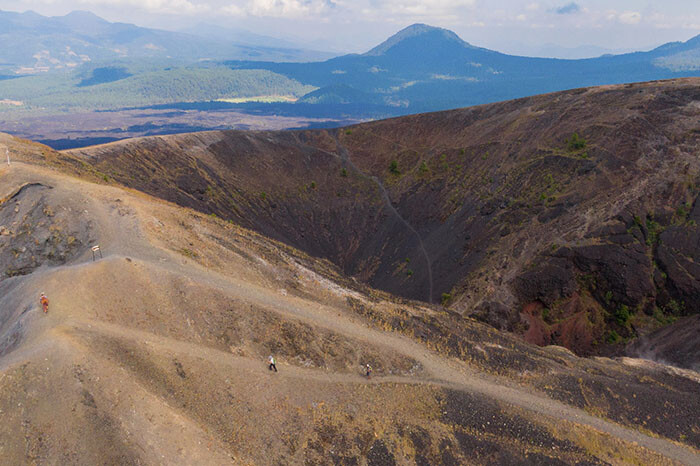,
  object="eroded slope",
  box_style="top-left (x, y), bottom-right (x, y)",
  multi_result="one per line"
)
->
top-left (68, 79), bottom-right (700, 360)
top-left (1, 136), bottom-right (699, 464)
